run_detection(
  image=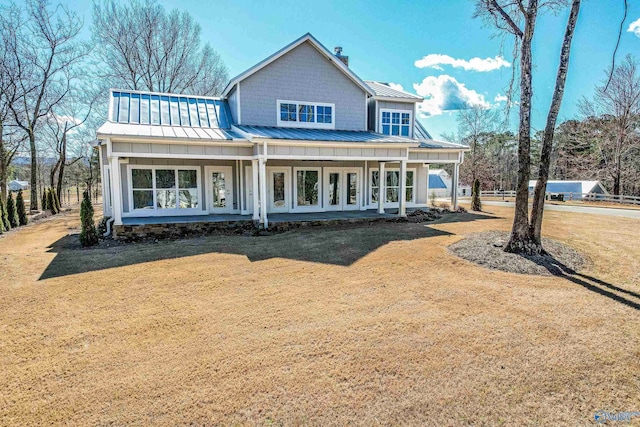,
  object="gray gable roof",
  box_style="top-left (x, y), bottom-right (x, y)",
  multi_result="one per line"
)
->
top-left (365, 81), bottom-right (423, 101)
top-left (222, 33), bottom-right (375, 97)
